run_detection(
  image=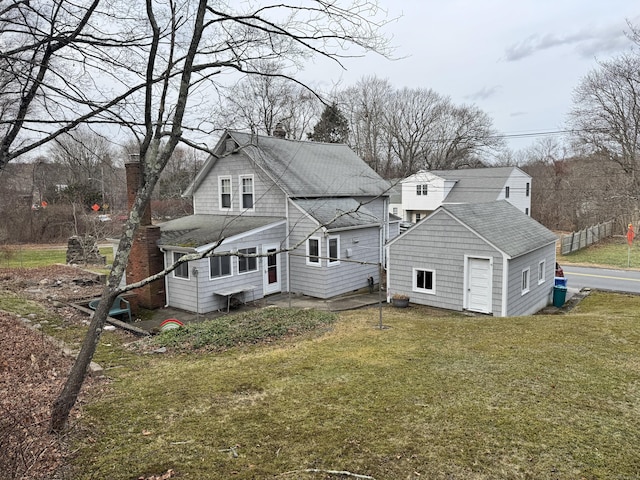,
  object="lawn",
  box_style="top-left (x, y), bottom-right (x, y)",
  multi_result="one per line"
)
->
top-left (559, 235), bottom-right (640, 269)
top-left (0, 244), bottom-right (113, 269)
top-left (70, 294), bottom-right (640, 480)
